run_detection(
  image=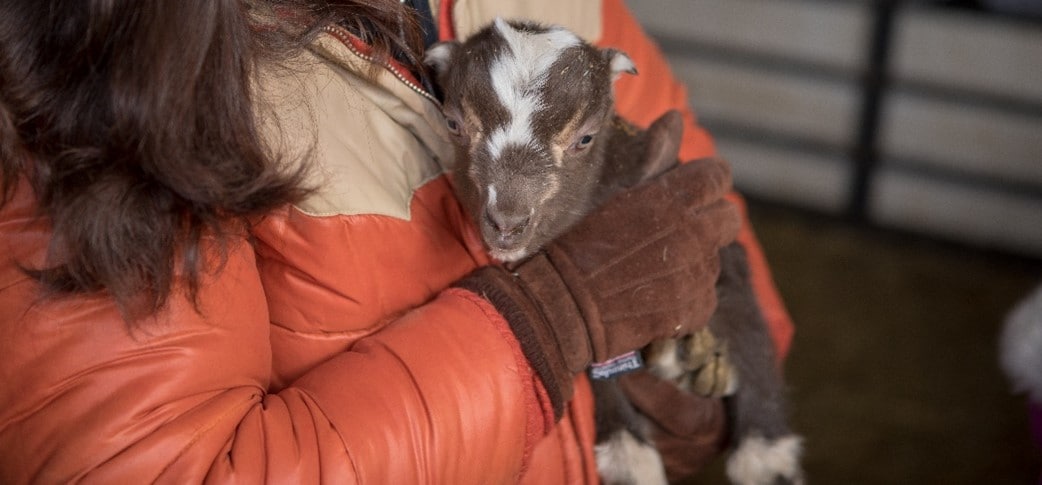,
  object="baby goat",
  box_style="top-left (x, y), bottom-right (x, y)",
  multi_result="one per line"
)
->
top-left (426, 19), bottom-right (803, 485)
